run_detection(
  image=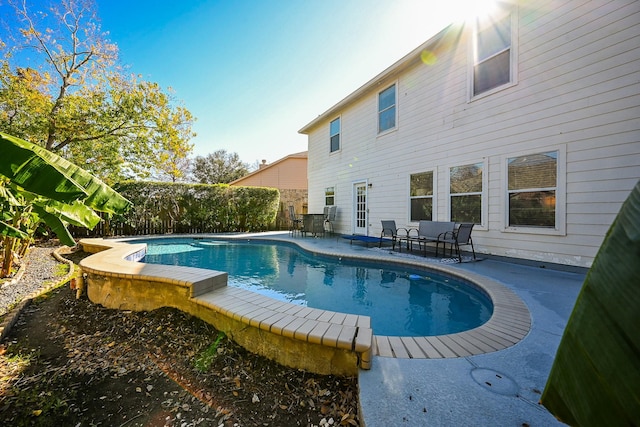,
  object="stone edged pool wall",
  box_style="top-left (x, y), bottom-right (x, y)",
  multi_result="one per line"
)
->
top-left (78, 238), bottom-right (372, 376)
top-left (78, 235), bottom-right (533, 371)
top-left (249, 234), bottom-right (533, 360)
